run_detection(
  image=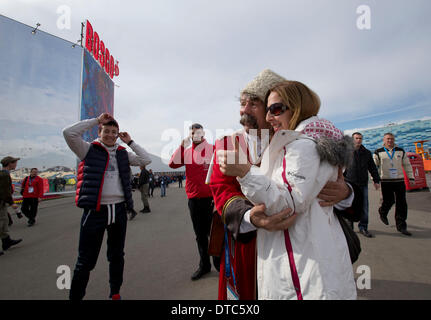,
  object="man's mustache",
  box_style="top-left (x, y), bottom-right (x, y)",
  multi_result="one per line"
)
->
top-left (239, 114), bottom-right (258, 129)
